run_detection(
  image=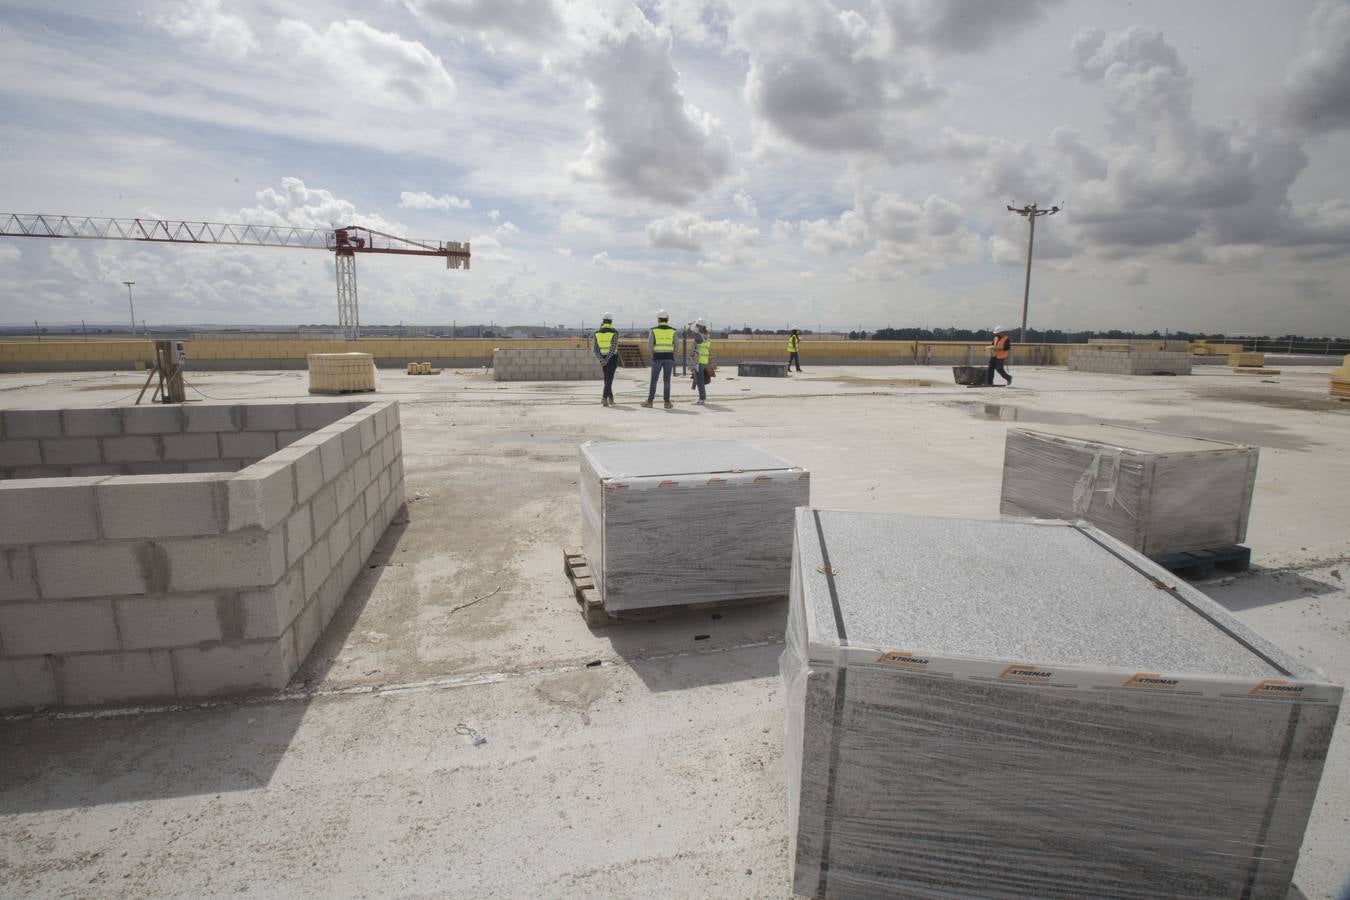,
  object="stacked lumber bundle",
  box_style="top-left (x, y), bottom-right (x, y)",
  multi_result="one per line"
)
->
top-left (1332, 355), bottom-right (1350, 399)
top-left (783, 510), bottom-right (1340, 899)
top-left (307, 352), bottom-right (376, 394)
top-left (406, 361), bottom-right (439, 375)
top-left (1228, 351), bottom-right (1265, 367)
